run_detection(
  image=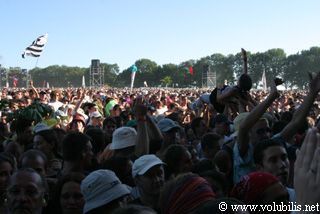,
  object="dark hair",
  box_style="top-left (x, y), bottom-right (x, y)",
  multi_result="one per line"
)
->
top-left (238, 73), bottom-right (252, 92)
top-left (201, 133), bottom-right (221, 151)
top-left (19, 149), bottom-right (48, 169)
top-left (103, 117), bottom-right (117, 129)
top-left (85, 128), bottom-right (105, 155)
top-left (164, 144), bottom-right (189, 179)
top-left (199, 170), bottom-right (228, 195)
top-left (253, 139), bottom-right (285, 166)
top-left (0, 152), bottom-right (15, 169)
top-left (102, 156), bottom-right (134, 186)
top-left (15, 118), bottom-right (33, 135)
top-left (50, 172), bottom-right (85, 214)
top-left (10, 168), bottom-right (47, 191)
top-left (62, 132), bottom-right (91, 161)
top-left (35, 129), bottom-right (60, 157)
top-left (191, 117), bottom-right (204, 134)
top-left (192, 159), bottom-right (214, 174)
